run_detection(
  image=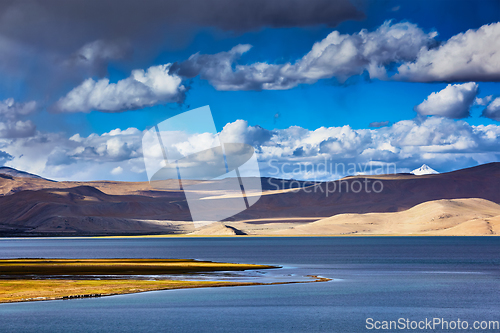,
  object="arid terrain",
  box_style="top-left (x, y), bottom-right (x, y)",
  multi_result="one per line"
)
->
top-left (0, 163), bottom-right (499, 236)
